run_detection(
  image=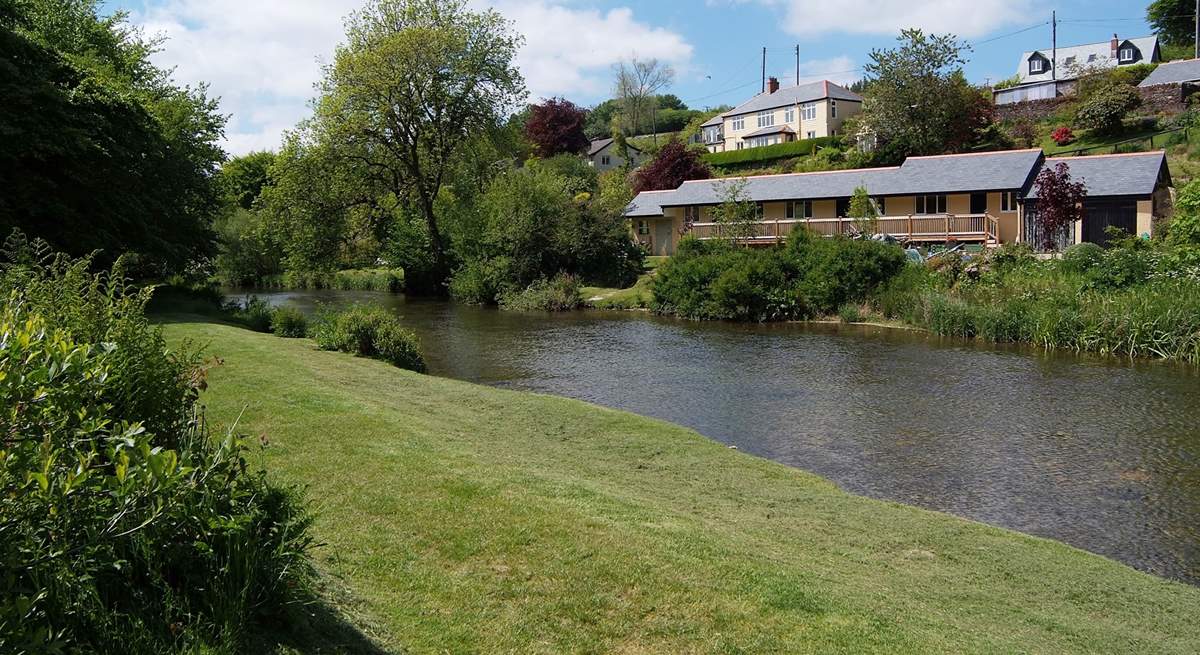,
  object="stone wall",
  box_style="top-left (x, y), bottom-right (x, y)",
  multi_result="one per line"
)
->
top-left (993, 85), bottom-right (1189, 123)
top-left (1138, 84), bottom-right (1188, 115)
top-left (993, 96), bottom-right (1071, 123)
